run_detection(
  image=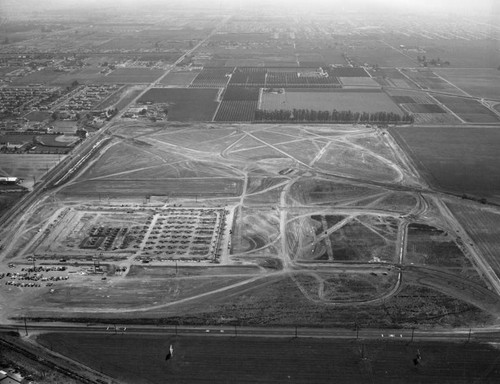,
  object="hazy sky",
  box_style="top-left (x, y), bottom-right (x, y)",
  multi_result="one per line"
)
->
top-left (0, 0), bottom-right (498, 16)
